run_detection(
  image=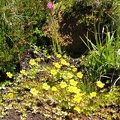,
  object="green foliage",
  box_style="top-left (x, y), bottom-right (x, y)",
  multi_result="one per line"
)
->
top-left (0, 0), bottom-right (48, 73)
top-left (81, 28), bottom-right (120, 91)
top-left (0, 0), bottom-right (120, 119)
